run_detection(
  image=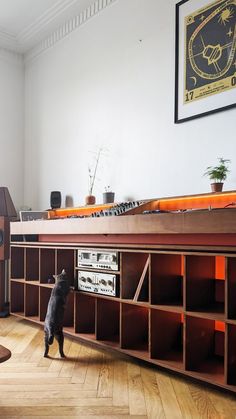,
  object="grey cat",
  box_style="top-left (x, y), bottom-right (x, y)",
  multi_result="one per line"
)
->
top-left (44, 269), bottom-right (70, 358)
